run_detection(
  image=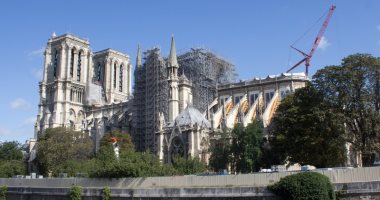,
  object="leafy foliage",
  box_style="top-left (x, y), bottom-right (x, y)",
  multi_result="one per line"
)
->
top-left (102, 187), bottom-right (111, 200)
top-left (270, 84), bottom-right (346, 167)
top-left (0, 185), bottom-right (6, 200)
top-left (0, 160), bottom-right (26, 178)
top-left (209, 130), bottom-right (231, 172)
top-left (209, 121), bottom-right (263, 173)
top-left (69, 185), bottom-right (82, 200)
top-left (230, 121), bottom-right (263, 173)
top-left (90, 132), bottom-right (177, 178)
top-left (0, 141), bottom-right (23, 161)
top-left (0, 141), bottom-right (25, 178)
top-left (312, 54), bottom-right (380, 166)
top-left (268, 172), bottom-right (335, 200)
top-left (35, 127), bottom-right (93, 176)
top-left (172, 155), bottom-right (207, 175)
